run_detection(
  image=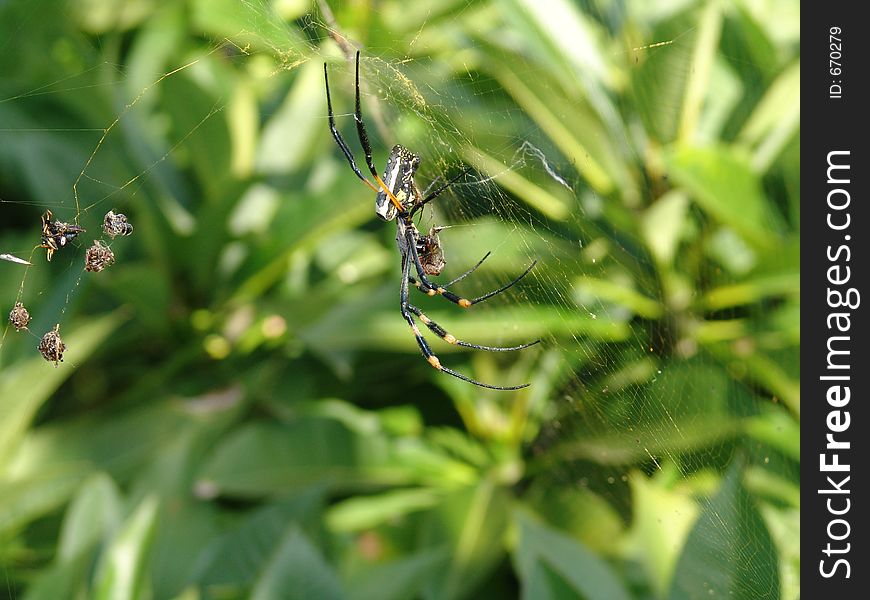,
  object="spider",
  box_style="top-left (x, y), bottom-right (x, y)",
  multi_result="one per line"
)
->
top-left (39, 210), bottom-right (85, 261)
top-left (324, 52), bottom-right (539, 390)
